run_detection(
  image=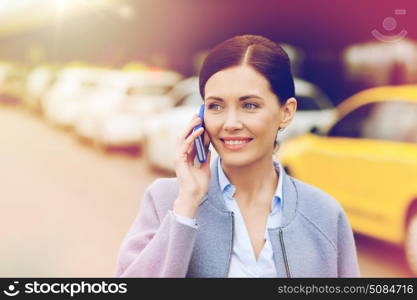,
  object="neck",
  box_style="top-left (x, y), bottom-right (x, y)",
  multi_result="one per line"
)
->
top-left (221, 155), bottom-right (278, 206)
